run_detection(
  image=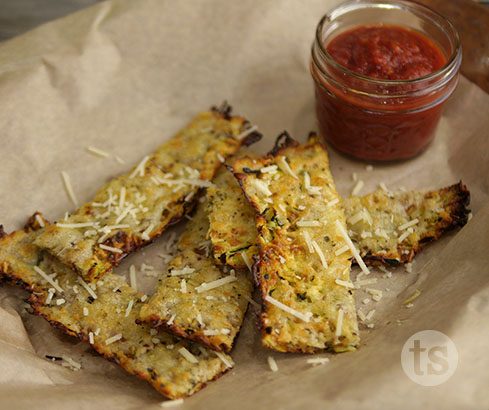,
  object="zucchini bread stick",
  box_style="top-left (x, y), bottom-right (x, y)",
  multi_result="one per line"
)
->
top-left (35, 104), bottom-right (261, 282)
top-left (344, 182), bottom-right (470, 264)
top-left (233, 133), bottom-right (360, 353)
top-left (207, 172), bottom-right (470, 268)
top-left (0, 214), bottom-right (233, 399)
top-left (207, 160), bottom-right (259, 270)
top-left (139, 193), bottom-right (252, 353)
